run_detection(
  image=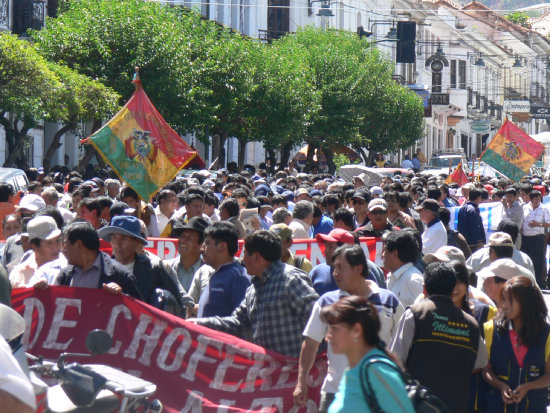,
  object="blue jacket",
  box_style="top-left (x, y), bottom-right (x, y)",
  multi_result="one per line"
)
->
top-left (457, 202), bottom-right (486, 247)
top-left (484, 320), bottom-right (550, 413)
top-left (198, 261), bottom-right (250, 318)
top-left (313, 215), bottom-right (334, 237)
